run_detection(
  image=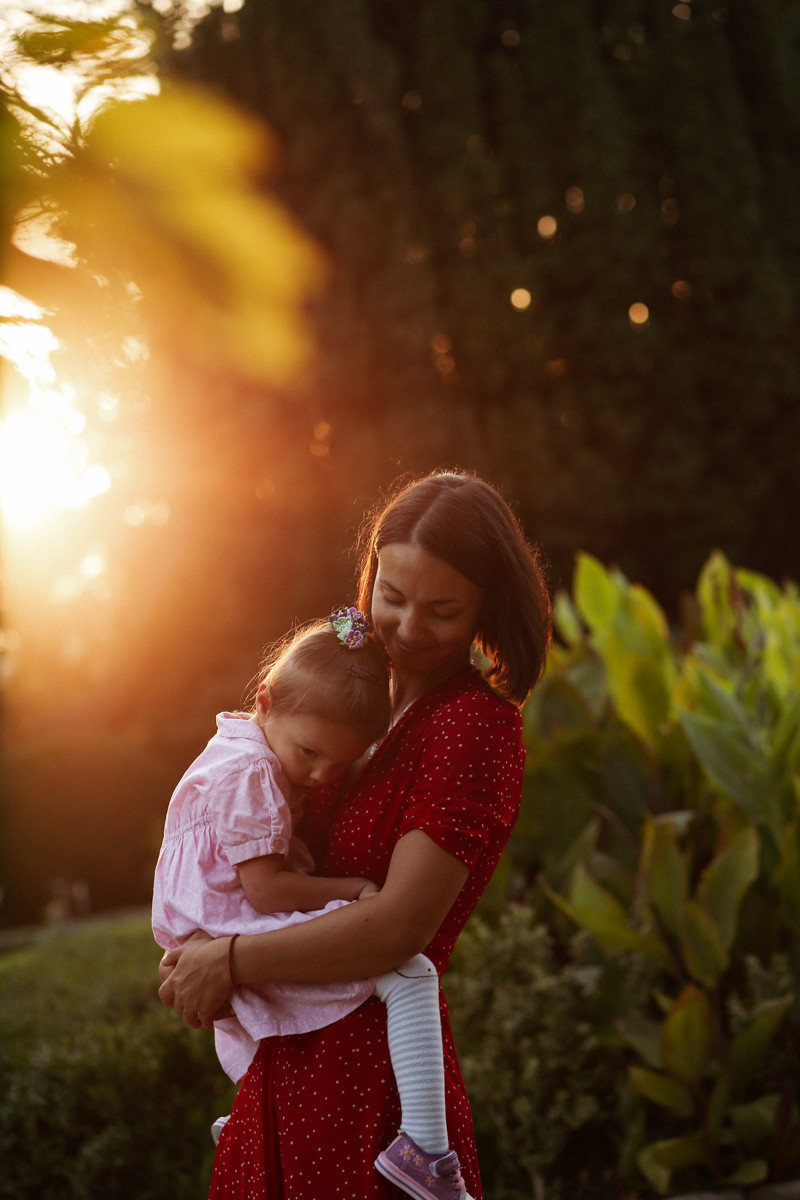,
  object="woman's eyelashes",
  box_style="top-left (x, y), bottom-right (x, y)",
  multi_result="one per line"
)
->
top-left (381, 590), bottom-right (460, 621)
